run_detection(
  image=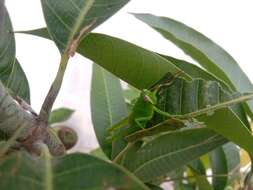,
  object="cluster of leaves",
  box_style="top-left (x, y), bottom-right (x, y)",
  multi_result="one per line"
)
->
top-left (1, 0), bottom-right (253, 189)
